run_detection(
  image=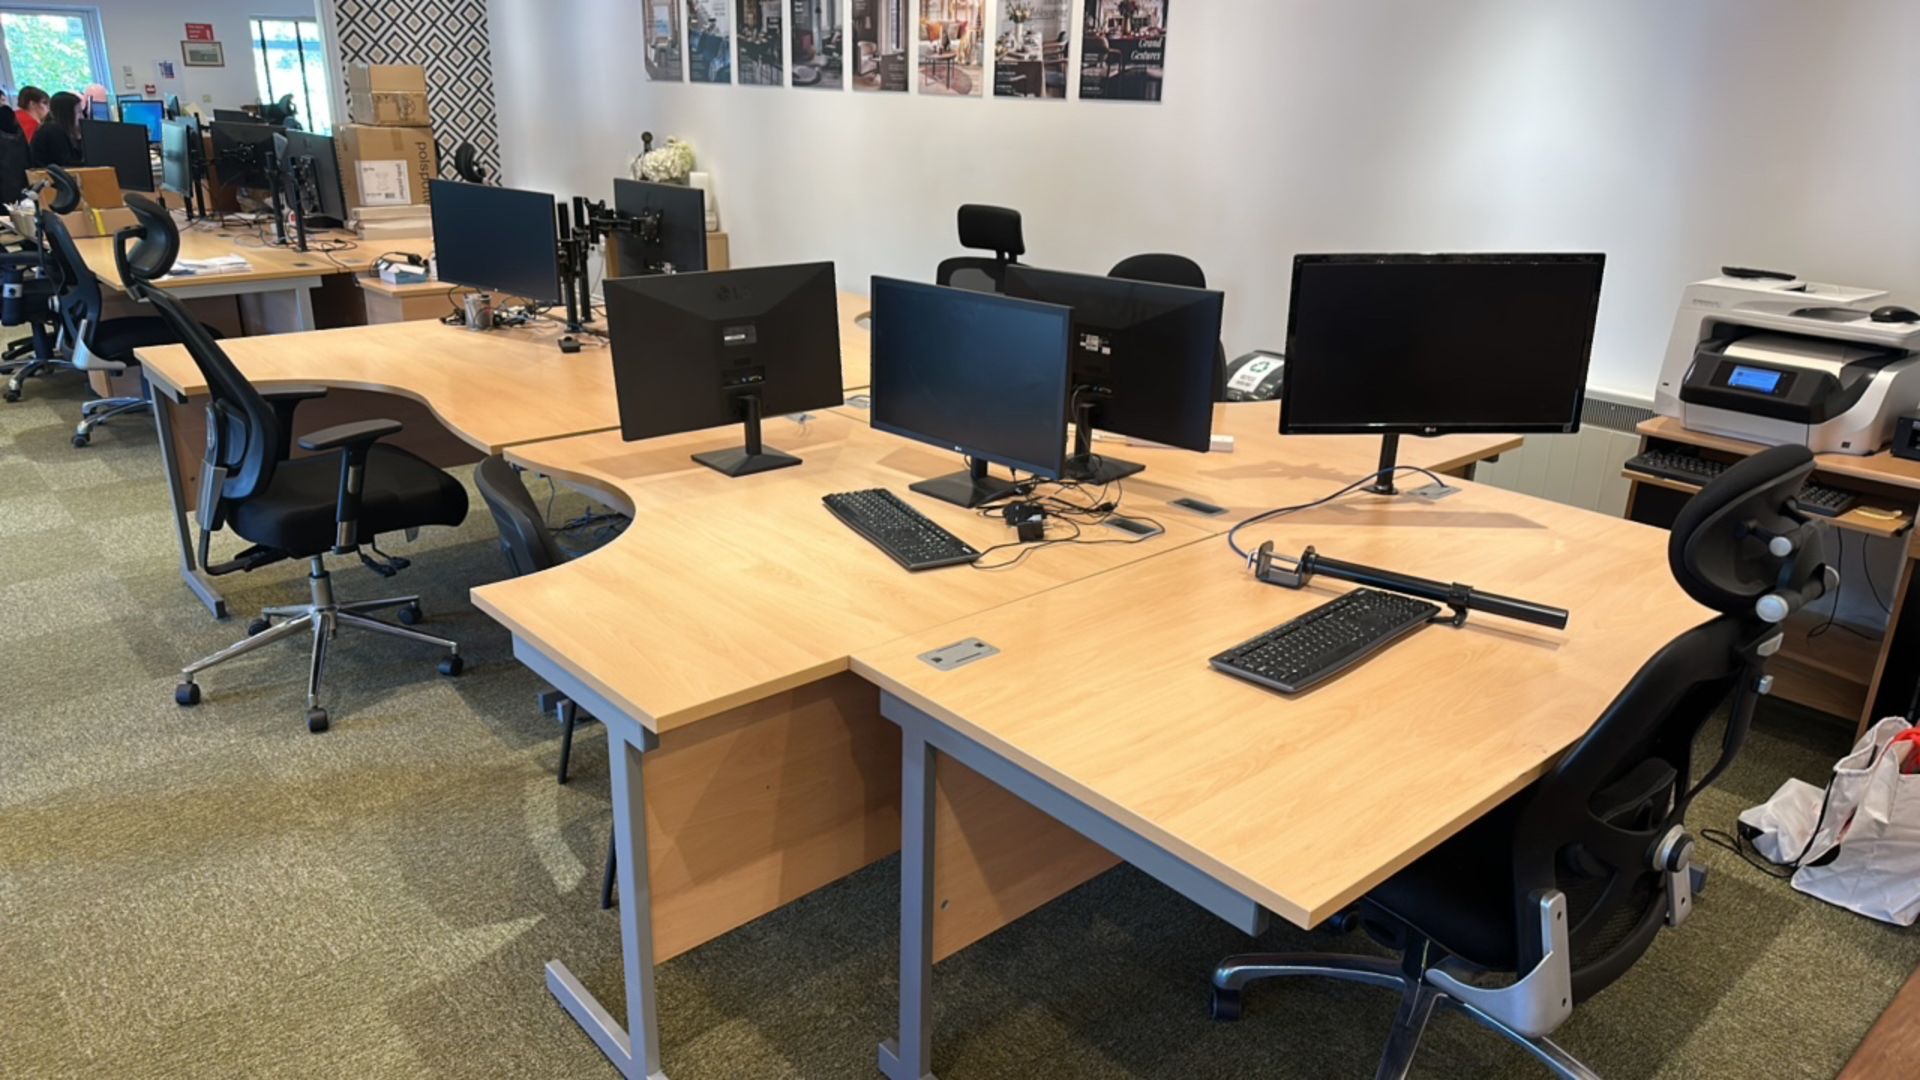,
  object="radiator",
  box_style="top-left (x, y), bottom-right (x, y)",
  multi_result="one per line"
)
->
top-left (1473, 395), bottom-right (1654, 517)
